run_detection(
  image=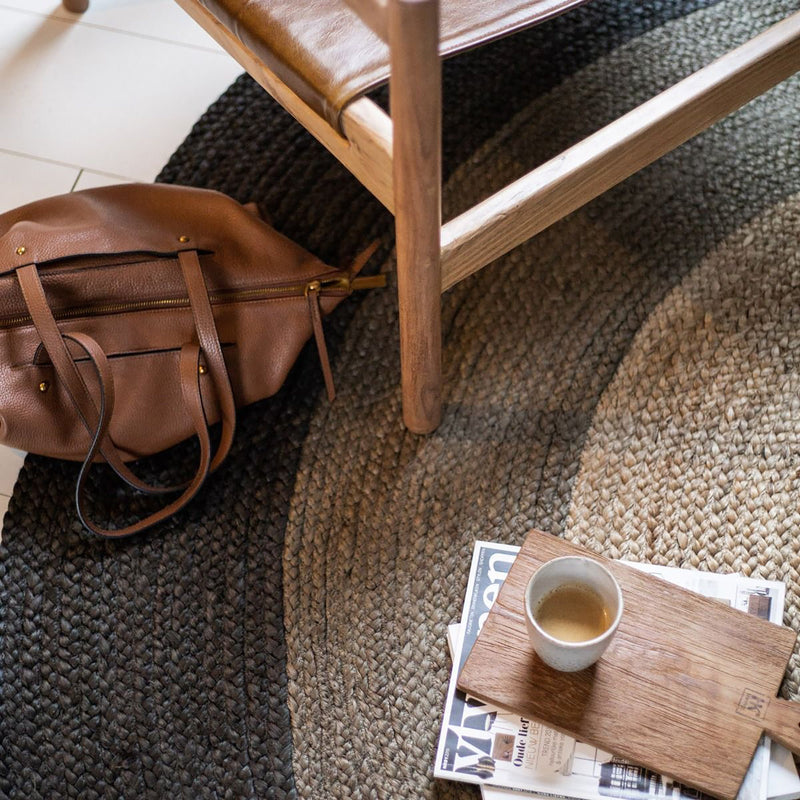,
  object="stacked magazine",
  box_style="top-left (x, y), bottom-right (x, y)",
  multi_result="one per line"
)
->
top-left (435, 541), bottom-right (800, 800)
